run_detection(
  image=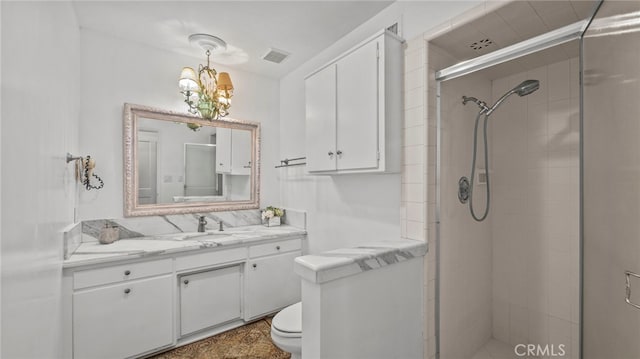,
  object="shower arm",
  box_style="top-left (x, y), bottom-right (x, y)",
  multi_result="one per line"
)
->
top-left (486, 90), bottom-right (517, 116)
